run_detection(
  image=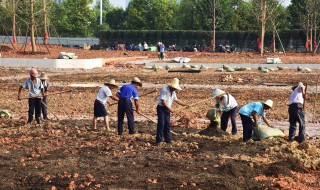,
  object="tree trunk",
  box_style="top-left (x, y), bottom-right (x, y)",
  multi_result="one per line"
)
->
top-left (43, 0), bottom-right (48, 45)
top-left (310, 28), bottom-right (313, 52)
top-left (272, 29), bottom-right (276, 53)
top-left (12, 0), bottom-right (16, 44)
top-left (212, 0), bottom-right (216, 52)
top-left (30, 0), bottom-right (36, 52)
top-left (260, 0), bottom-right (267, 56)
